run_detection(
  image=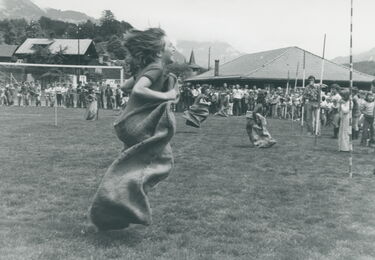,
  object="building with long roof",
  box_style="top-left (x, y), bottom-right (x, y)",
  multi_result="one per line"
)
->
top-left (15, 38), bottom-right (98, 65)
top-left (186, 46), bottom-right (375, 89)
